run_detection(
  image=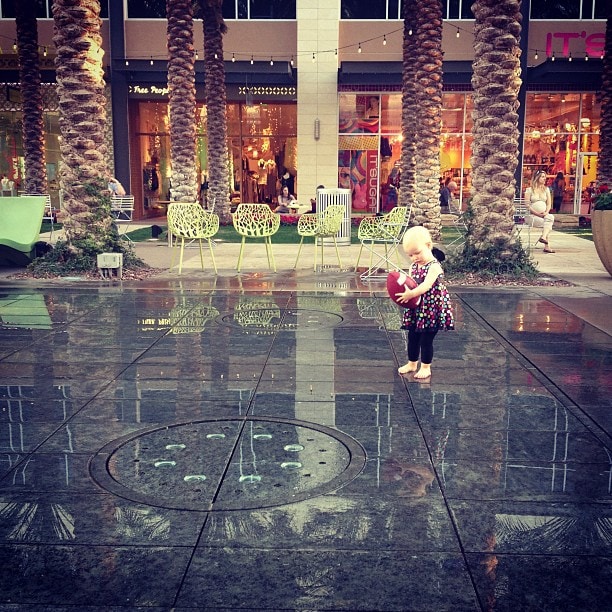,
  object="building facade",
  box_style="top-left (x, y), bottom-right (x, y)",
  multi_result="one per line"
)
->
top-left (0, 0), bottom-right (605, 219)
